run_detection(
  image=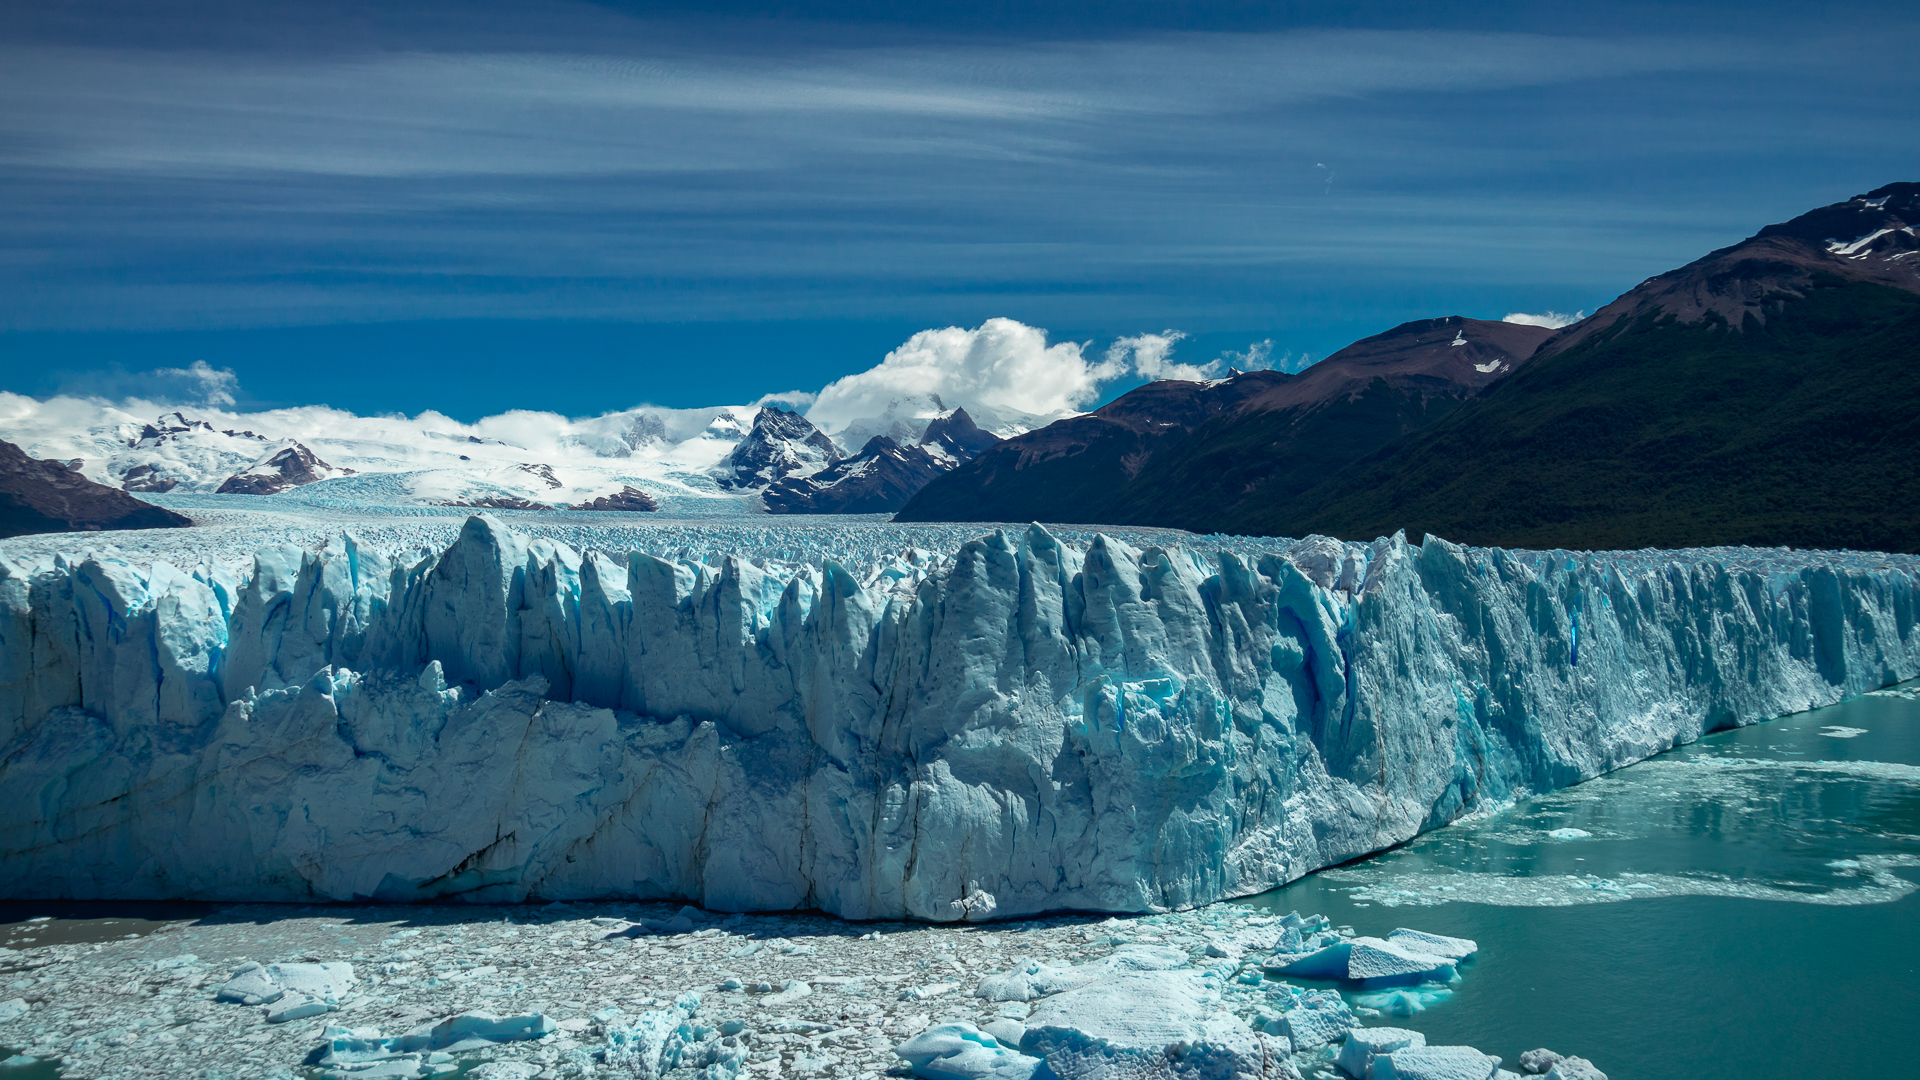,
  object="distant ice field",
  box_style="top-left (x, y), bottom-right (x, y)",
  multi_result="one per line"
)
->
top-left (7, 492), bottom-right (1918, 583)
top-left (0, 494), bottom-right (1221, 577)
